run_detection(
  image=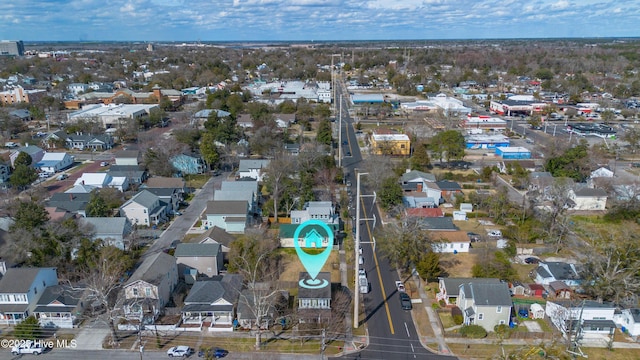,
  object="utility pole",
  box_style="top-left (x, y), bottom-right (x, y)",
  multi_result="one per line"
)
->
top-left (321, 328), bottom-right (326, 360)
